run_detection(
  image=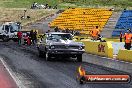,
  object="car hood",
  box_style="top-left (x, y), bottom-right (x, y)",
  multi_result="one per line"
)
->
top-left (47, 39), bottom-right (84, 46)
